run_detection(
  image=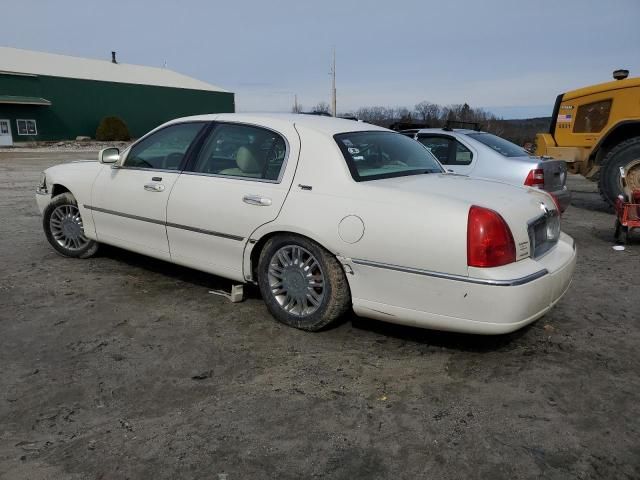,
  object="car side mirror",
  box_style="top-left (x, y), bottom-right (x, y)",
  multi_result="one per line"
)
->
top-left (99, 147), bottom-right (120, 164)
